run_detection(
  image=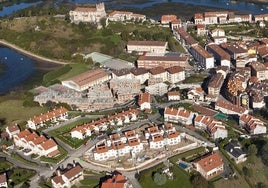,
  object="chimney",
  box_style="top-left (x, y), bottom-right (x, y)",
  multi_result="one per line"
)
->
top-left (56, 169), bottom-right (61, 176)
